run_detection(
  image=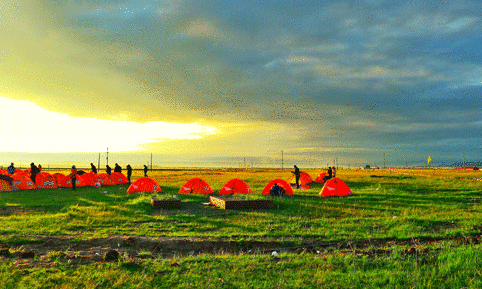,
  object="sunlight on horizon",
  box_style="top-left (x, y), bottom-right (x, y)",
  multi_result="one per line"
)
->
top-left (0, 97), bottom-right (218, 153)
